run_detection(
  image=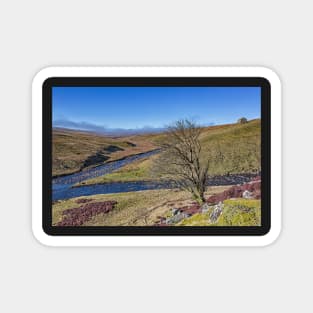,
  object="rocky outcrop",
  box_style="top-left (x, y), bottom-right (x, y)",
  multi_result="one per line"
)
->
top-left (155, 177), bottom-right (261, 226)
top-left (155, 203), bottom-right (201, 225)
top-left (209, 202), bottom-right (223, 223)
top-left (206, 179), bottom-right (261, 204)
